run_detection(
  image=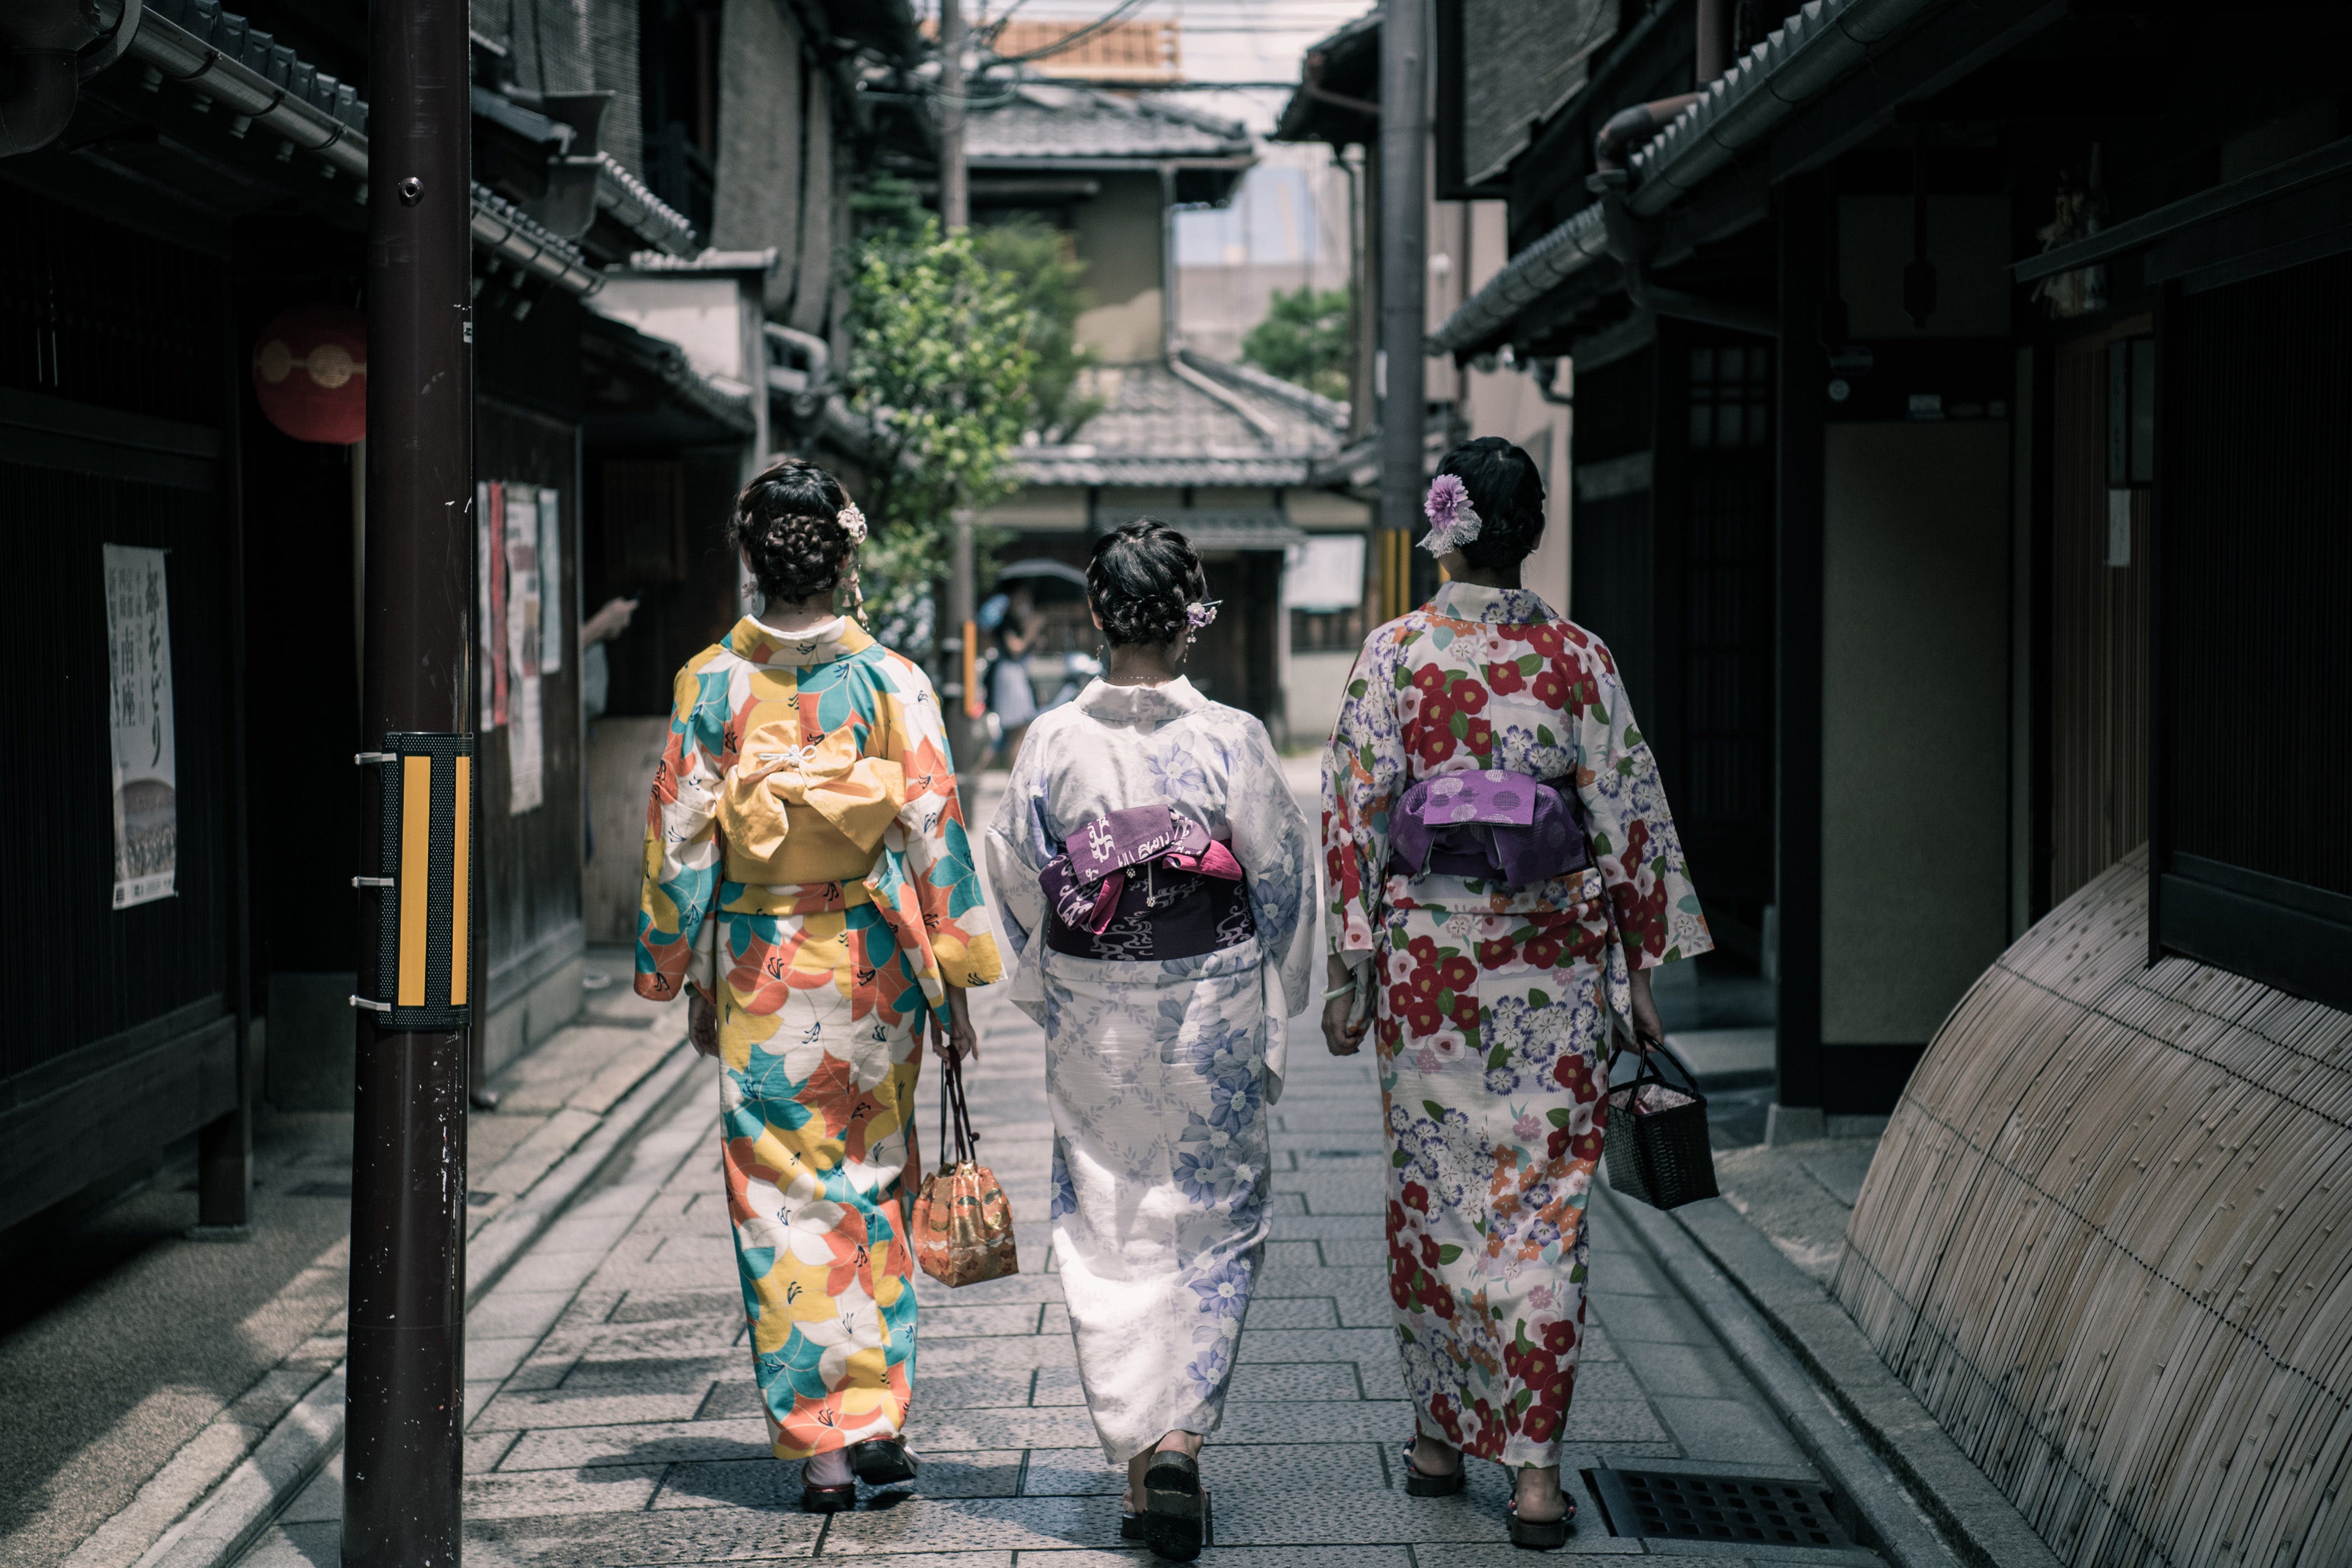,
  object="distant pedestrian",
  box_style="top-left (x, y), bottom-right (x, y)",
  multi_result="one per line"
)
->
top-left (980, 585), bottom-right (1044, 770)
top-left (982, 521), bottom-right (1316, 1562)
top-left (634, 456), bottom-right (1003, 1513)
top-left (1319, 439), bottom-right (1712, 1549)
